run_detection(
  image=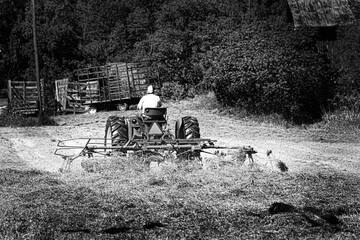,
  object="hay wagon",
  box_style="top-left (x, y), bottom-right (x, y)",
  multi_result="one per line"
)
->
top-left (55, 62), bottom-right (159, 113)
